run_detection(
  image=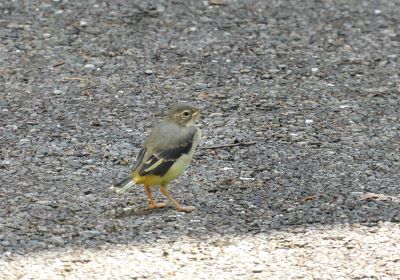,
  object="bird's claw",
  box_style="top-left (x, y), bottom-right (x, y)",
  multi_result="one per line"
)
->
top-left (148, 202), bottom-right (166, 209)
top-left (176, 206), bottom-right (196, 212)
